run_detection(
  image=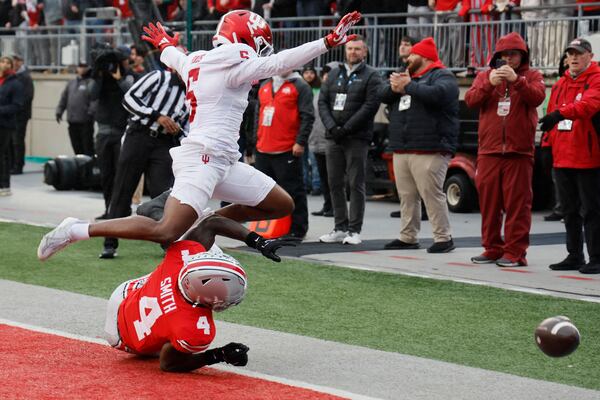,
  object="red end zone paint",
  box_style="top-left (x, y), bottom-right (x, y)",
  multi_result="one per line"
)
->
top-left (0, 324), bottom-right (346, 400)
